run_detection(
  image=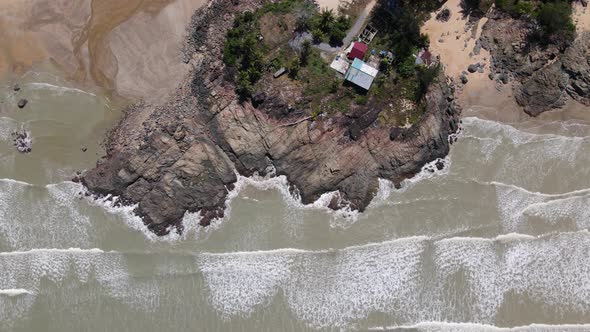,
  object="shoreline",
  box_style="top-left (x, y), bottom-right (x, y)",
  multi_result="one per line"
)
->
top-left (81, 0), bottom-right (461, 235)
